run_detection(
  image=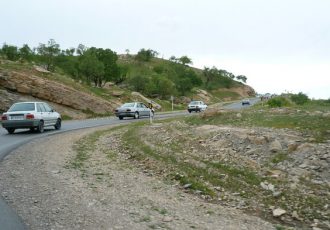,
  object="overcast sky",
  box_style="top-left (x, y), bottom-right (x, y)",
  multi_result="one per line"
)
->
top-left (1, 0), bottom-right (329, 99)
